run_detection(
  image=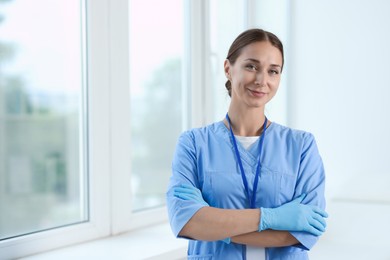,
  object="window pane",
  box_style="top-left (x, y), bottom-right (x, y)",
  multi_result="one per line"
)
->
top-left (209, 0), bottom-right (245, 121)
top-left (129, 0), bottom-right (184, 211)
top-left (0, 0), bottom-right (88, 240)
